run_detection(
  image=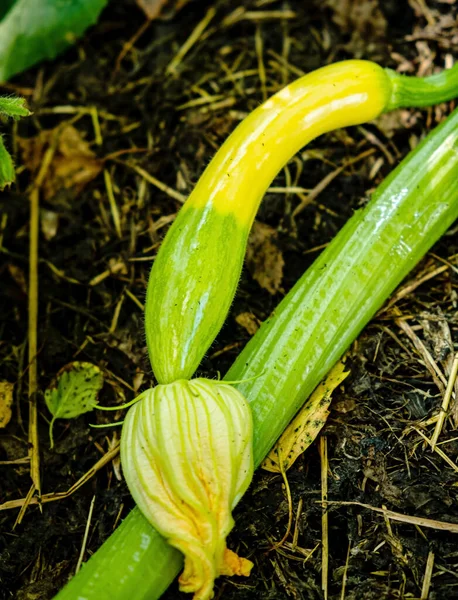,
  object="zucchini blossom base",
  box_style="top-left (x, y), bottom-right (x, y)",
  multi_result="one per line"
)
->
top-left (120, 378), bottom-right (254, 600)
